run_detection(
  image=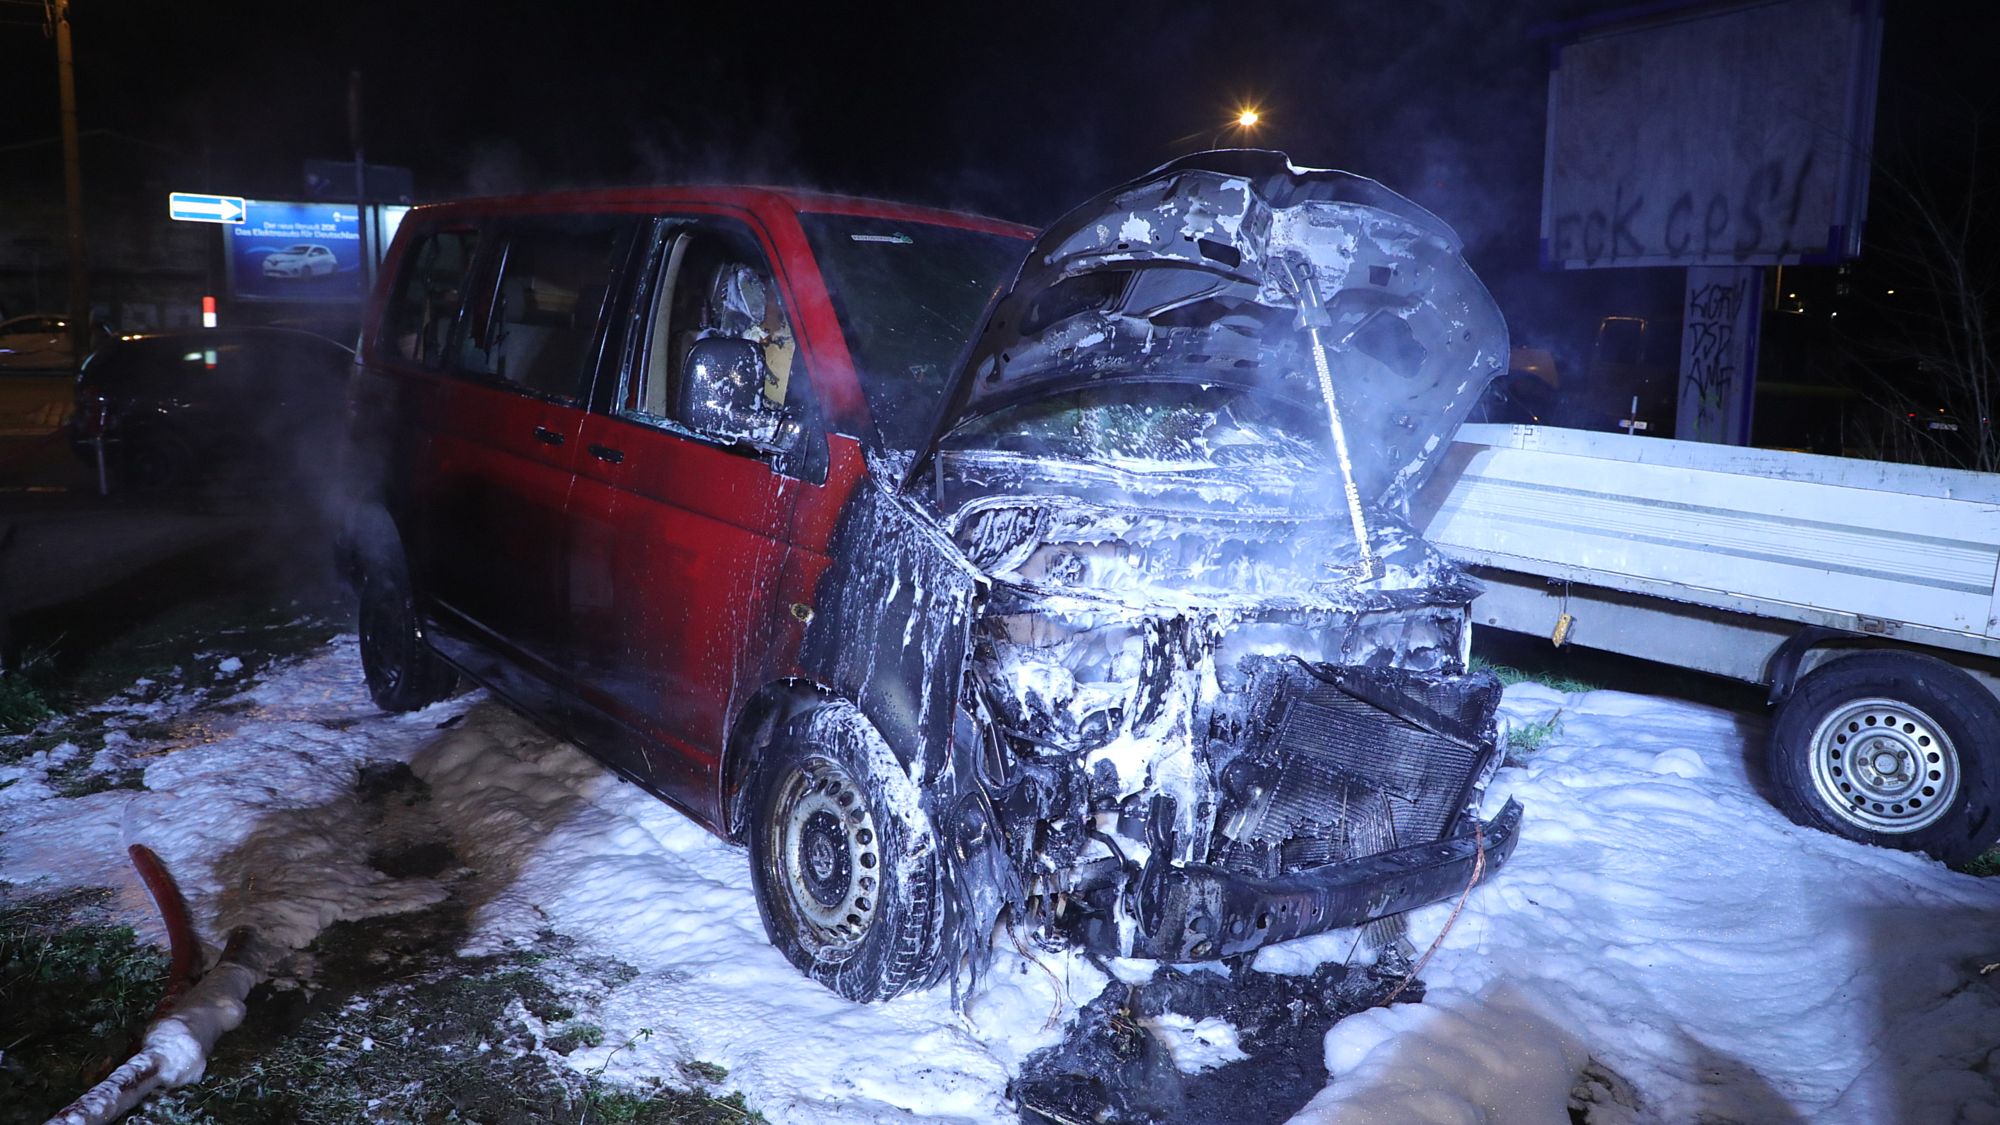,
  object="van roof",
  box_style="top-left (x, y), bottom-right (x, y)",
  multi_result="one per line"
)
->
top-left (400, 184), bottom-right (1034, 240)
